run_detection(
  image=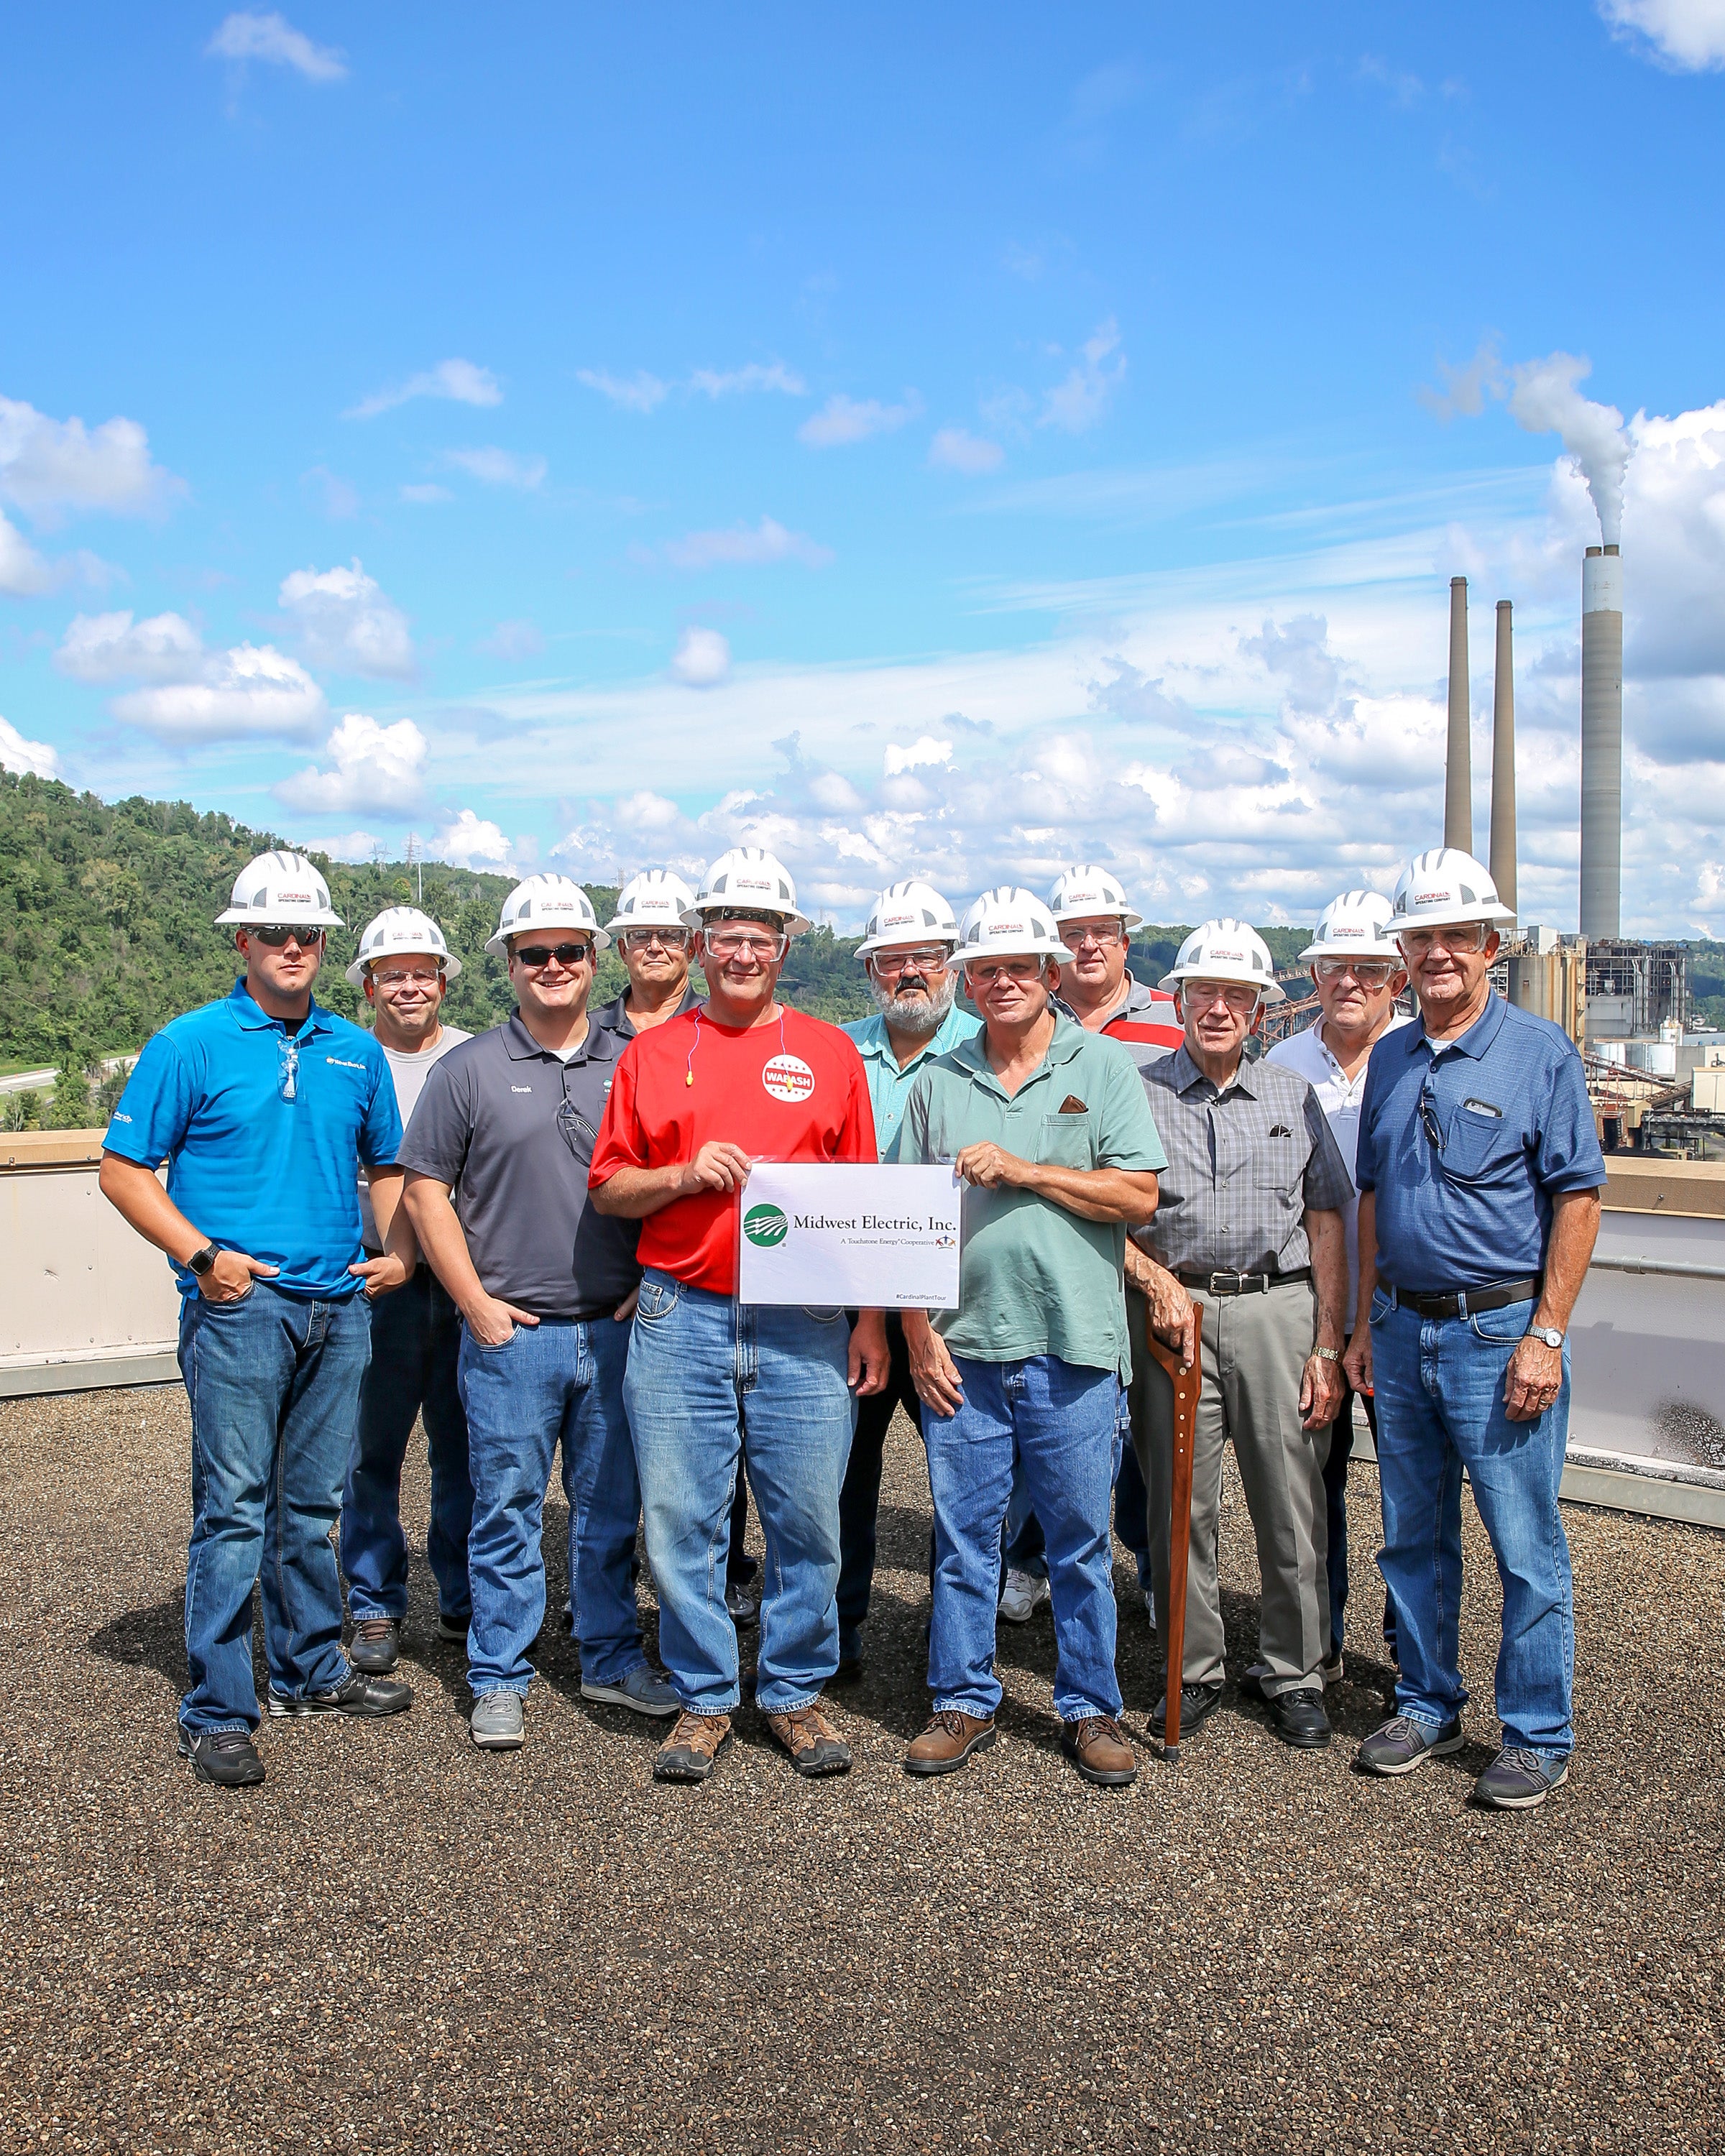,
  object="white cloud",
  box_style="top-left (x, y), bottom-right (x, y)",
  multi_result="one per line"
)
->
top-left (689, 361), bottom-right (806, 399)
top-left (302, 465), bottom-right (358, 519)
top-left (1039, 318), bottom-right (1126, 434)
top-left (0, 714), bottom-right (59, 779)
top-left (399, 482), bottom-right (452, 505)
top-left (660, 516), bottom-right (833, 570)
top-left (112, 642), bottom-right (326, 744)
top-left (478, 618), bottom-right (546, 661)
top-left (0, 394), bottom-right (179, 522)
top-left (929, 428), bottom-right (1005, 476)
top-left (0, 510), bottom-right (53, 596)
top-left (431, 808), bottom-right (515, 870)
top-left (883, 736), bottom-right (954, 776)
top-left (294, 829), bottom-right (382, 862)
top-left (443, 446), bottom-right (548, 490)
top-left (576, 369), bottom-right (669, 414)
top-left (55, 610), bottom-right (205, 683)
top-left (798, 392), bottom-right (922, 448)
top-left (275, 714), bottom-right (429, 816)
top-left (205, 11), bottom-right (346, 82)
top-left (278, 559), bottom-right (415, 680)
top-left (1598, 0), bottom-right (1725, 68)
top-left (670, 625), bottom-right (731, 687)
top-left (346, 358), bottom-right (502, 422)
